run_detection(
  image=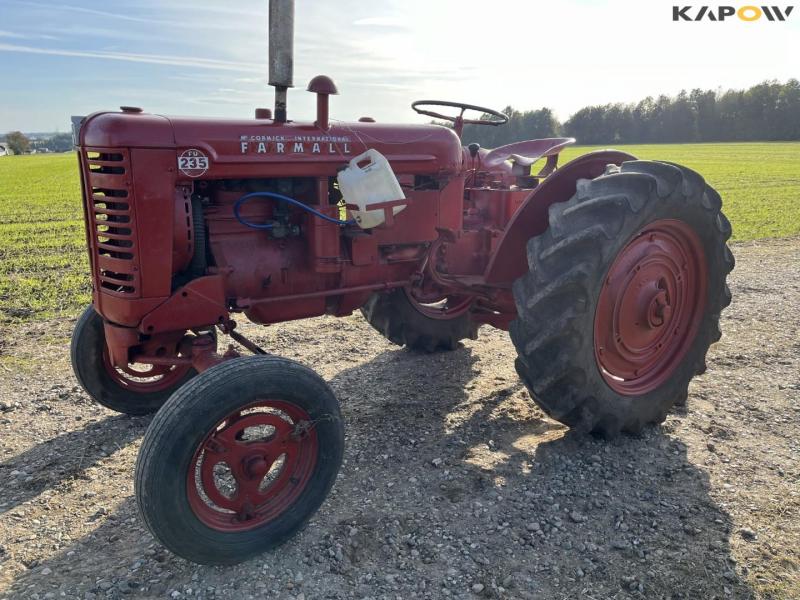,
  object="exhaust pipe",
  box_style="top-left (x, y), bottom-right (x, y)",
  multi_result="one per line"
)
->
top-left (268, 0), bottom-right (294, 123)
